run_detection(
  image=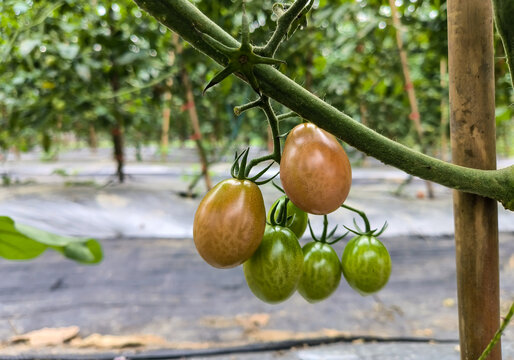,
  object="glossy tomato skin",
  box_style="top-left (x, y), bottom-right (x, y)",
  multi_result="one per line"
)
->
top-left (341, 235), bottom-right (391, 296)
top-left (243, 225), bottom-right (303, 304)
top-left (266, 195), bottom-right (308, 239)
top-left (298, 241), bottom-right (342, 303)
top-left (193, 179), bottom-right (265, 269)
top-left (280, 123), bottom-right (352, 215)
